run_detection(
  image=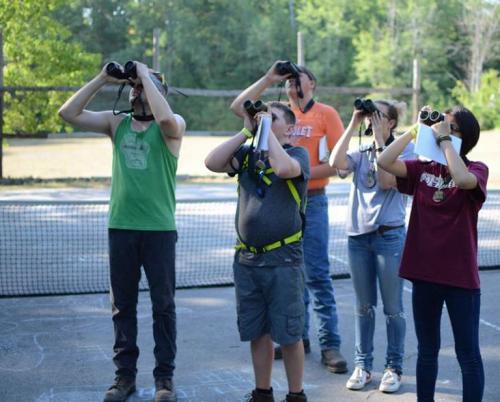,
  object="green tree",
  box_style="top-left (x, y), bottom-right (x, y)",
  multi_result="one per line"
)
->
top-left (0, 0), bottom-right (99, 134)
top-left (52, 0), bottom-right (132, 63)
top-left (457, 0), bottom-right (499, 92)
top-left (297, 0), bottom-right (476, 116)
top-left (116, 0), bottom-right (298, 129)
top-left (296, 0), bottom-right (371, 86)
top-left (452, 69), bottom-right (500, 130)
